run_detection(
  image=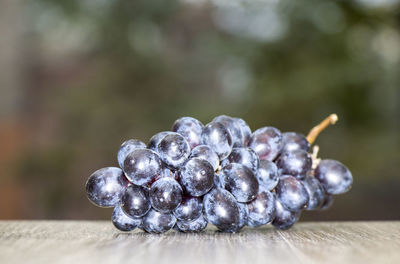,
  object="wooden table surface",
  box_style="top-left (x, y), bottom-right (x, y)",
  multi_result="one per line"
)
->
top-left (0, 221), bottom-right (399, 264)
